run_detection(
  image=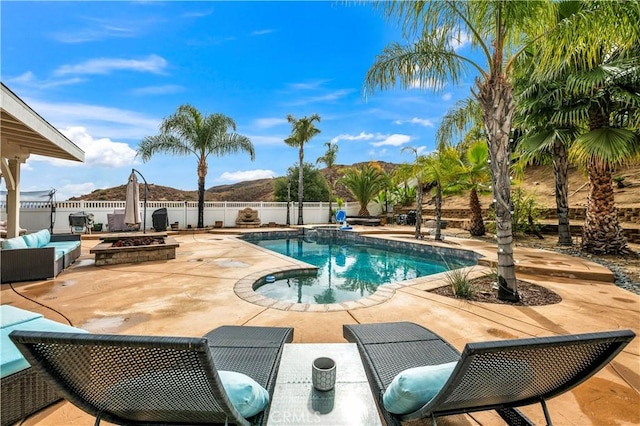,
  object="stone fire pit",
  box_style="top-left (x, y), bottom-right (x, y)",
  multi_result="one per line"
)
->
top-left (90, 232), bottom-right (180, 266)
